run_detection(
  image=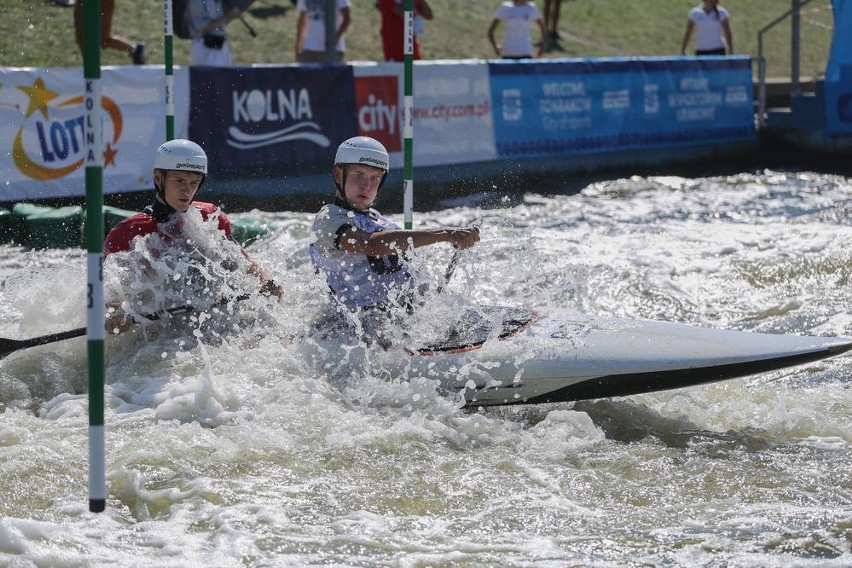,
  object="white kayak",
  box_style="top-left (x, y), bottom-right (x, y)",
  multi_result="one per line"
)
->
top-left (305, 306), bottom-right (852, 408)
